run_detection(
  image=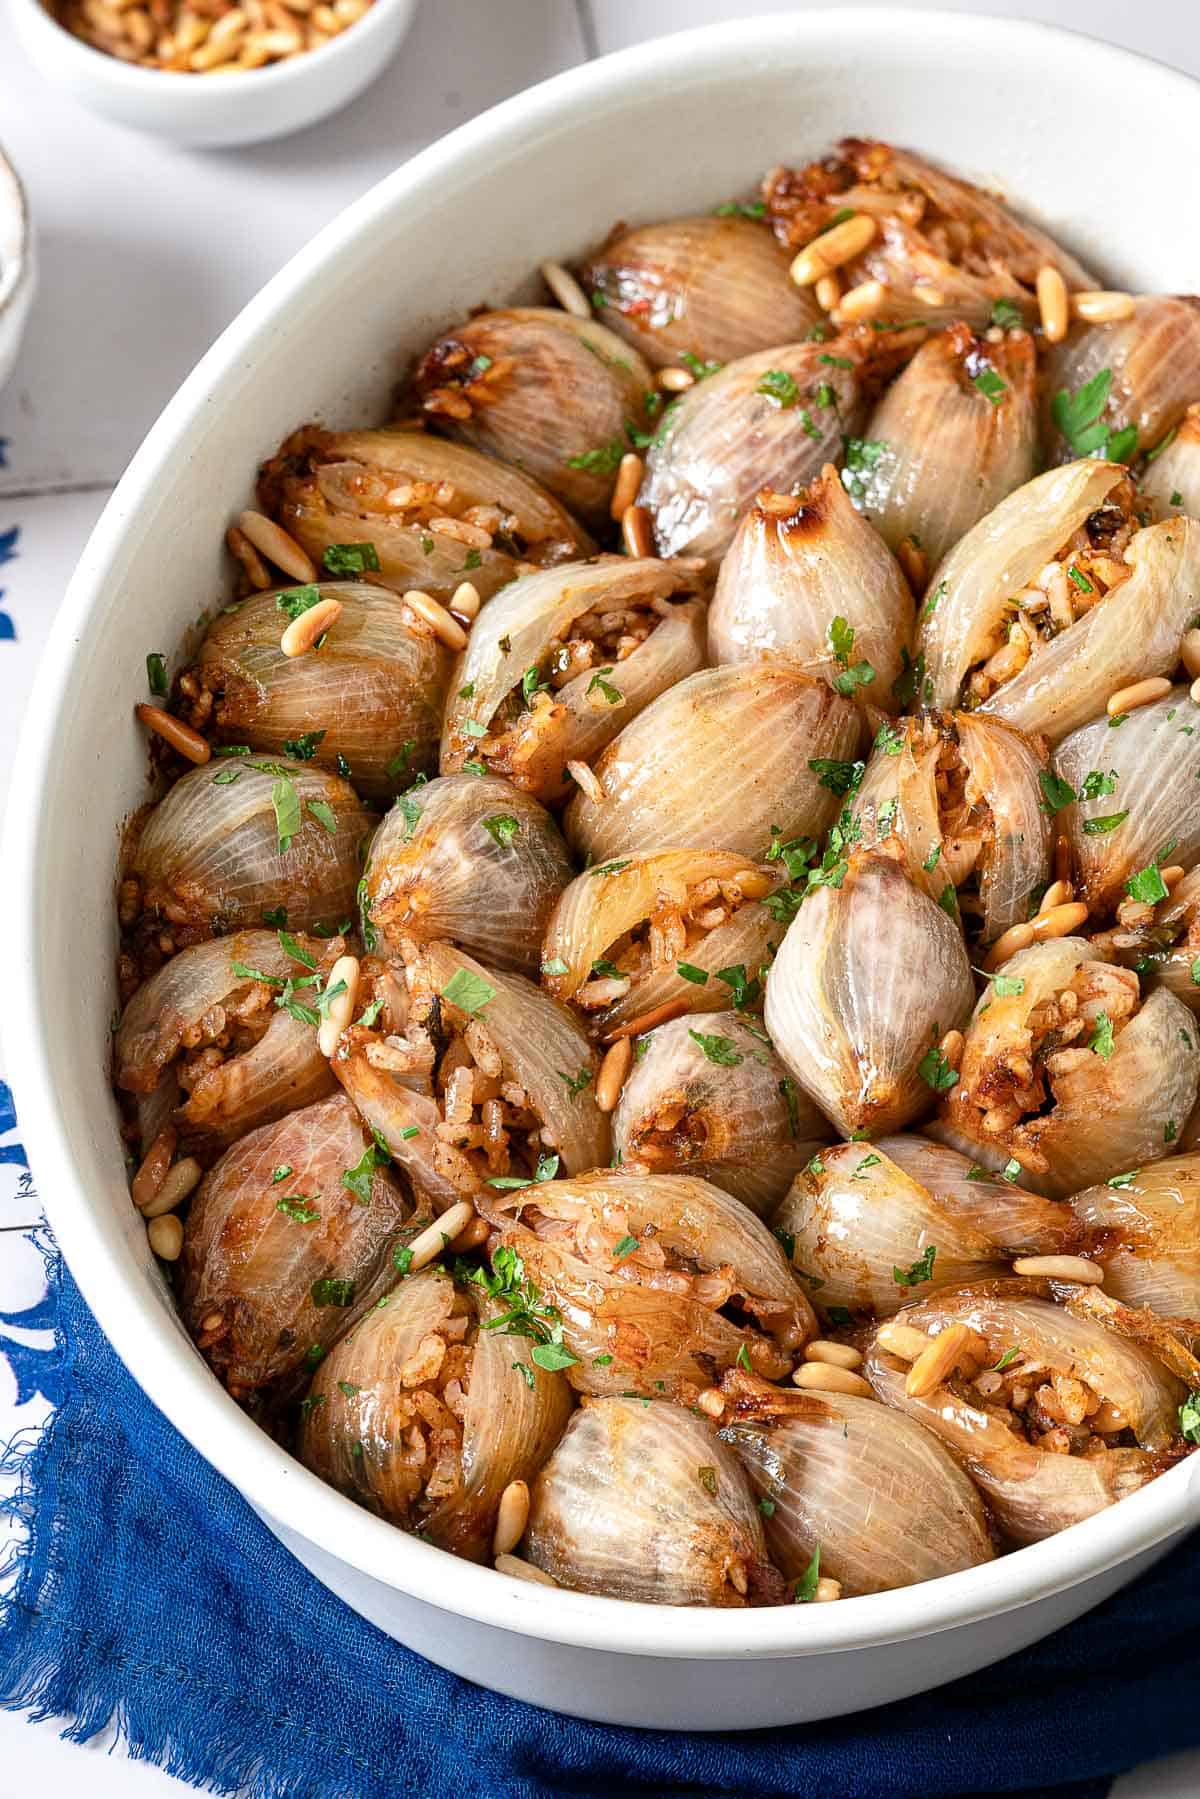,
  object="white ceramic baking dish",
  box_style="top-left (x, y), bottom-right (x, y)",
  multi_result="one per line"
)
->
top-left (5, 7), bottom-right (1200, 1733)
